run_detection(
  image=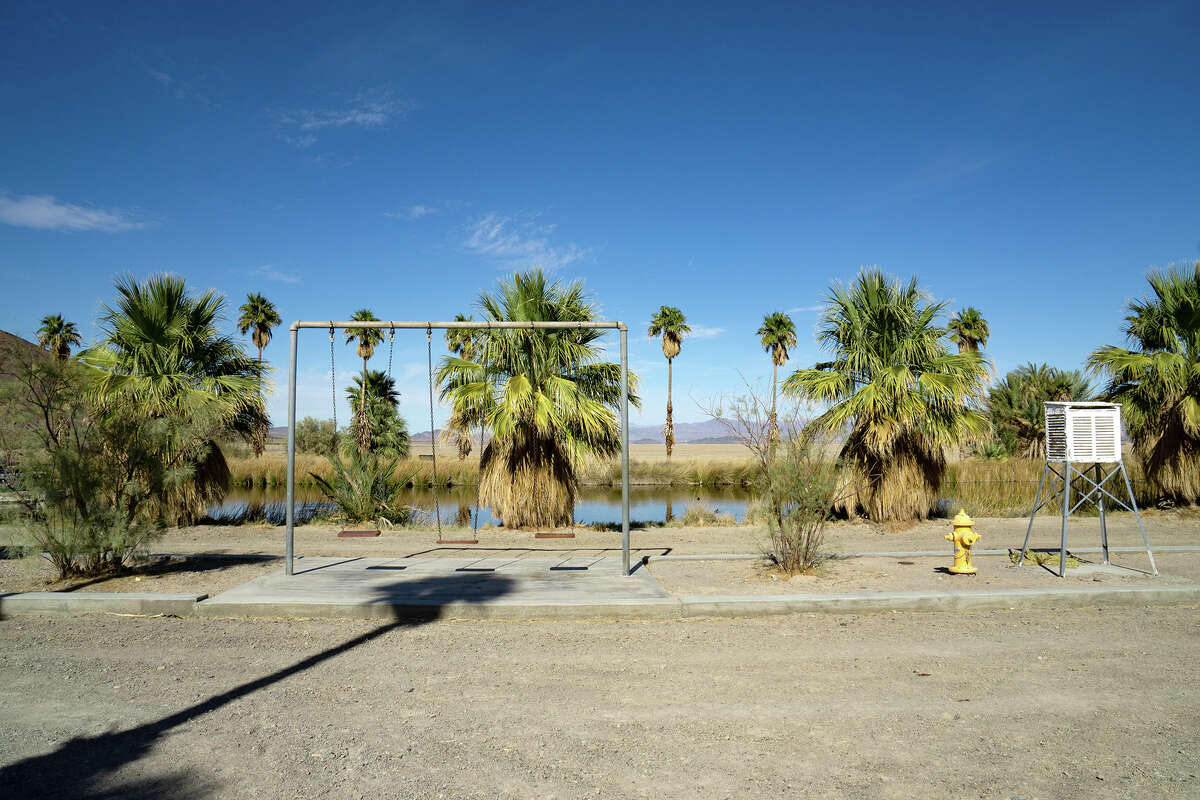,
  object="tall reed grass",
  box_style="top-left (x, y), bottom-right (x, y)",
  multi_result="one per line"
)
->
top-left (225, 453), bottom-right (1158, 519)
top-left (228, 454), bottom-right (763, 488)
